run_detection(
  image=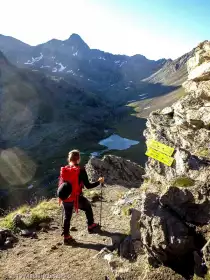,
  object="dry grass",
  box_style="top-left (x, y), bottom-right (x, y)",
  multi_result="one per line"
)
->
top-left (0, 199), bottom-right (59, 230)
